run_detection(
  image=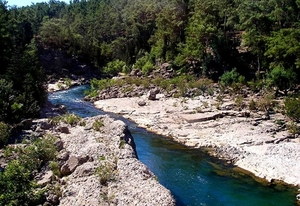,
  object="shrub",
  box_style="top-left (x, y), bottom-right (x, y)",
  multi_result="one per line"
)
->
top-left (62, 113), bottom-right (81, 126)
top-left (235, 95), bottom-right (244, 109)
top-left (85, 78), bottom-right (115, 97)
top-left (247, 79), bottom-right (264, 92)
top-left (220, 68), bottom-right (245, 87)
top-left (257, 92), bottom-right (275, 112)
top-left (38, 135), bottom-right (58, 160)
top-left (50, 113), bottom-right (81, 126)
top-left (286, 121), bottom-right (300, 135)
top-left (49, 161), bottom-right (61, 177)
top-left (142, 61), bottom-right (154, 75)
top-left (284, 97), bottom-right (300, 122)
top-left (103, 60), bottom-right (126, 76)
top-left (0, 160), bottom-right (37, 205)
top-left (134, 53), bottom-right (150, 70)
top-left (249, 99), bottom-right (257, 111)
top-left (95, 161), bottom-right (116, 185)
top-left (0, 135), bottom-right (58, 205)
top-left (64, 78), bottom-right (72, 88)
top-left (92, 119), bottom-right (104, 131)
top-left (267, 65), bottom-right (296, 92)
top-left (90, 78), bottom-right (113, 91)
